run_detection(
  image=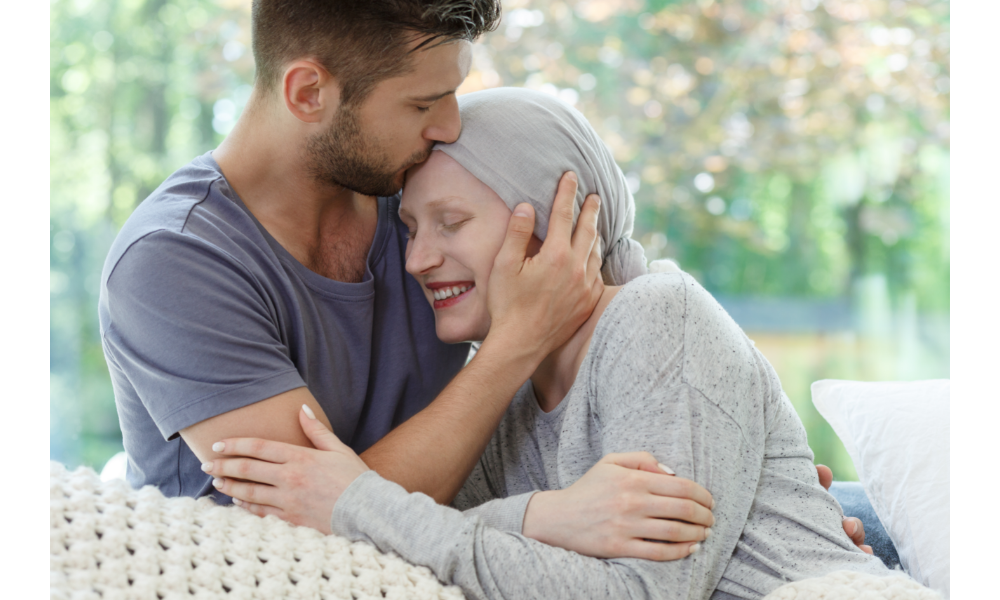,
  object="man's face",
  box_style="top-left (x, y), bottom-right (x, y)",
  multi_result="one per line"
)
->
top-left (306, 39), bottom-right (472, 197)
